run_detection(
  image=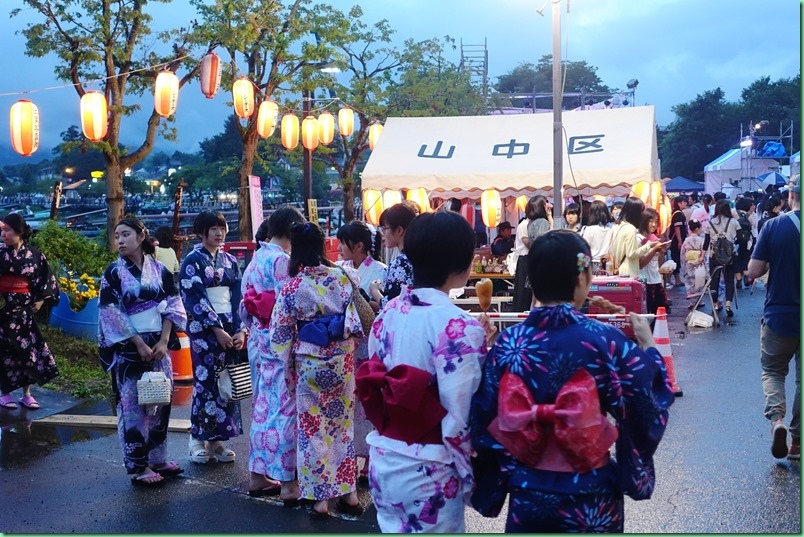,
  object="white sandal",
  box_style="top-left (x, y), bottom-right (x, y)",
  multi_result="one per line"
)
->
top-left (189, 438), bottom-right (211, 464)
top-left (208, 440), bottom-right (235, 463)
